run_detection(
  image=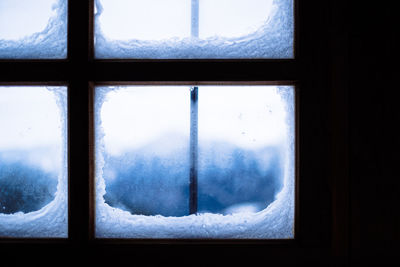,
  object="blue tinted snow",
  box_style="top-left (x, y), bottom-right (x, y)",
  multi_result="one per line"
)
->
top-left (0, 0), bottom-right (67, 59)
top-left (95, 0), bottom-right (294, 59)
